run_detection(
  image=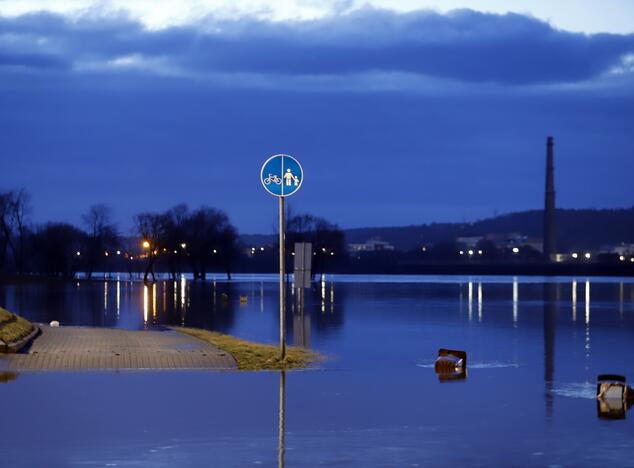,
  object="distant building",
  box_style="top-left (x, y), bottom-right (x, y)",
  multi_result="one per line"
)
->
top-left (457, 233), bottom-right (543, 253)
top-left (456, 236), bottom-right (484, 248)
top-left (610, 243), bottom-right (634, 256)
top-left (348, 238), bottom-right (395, 252)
